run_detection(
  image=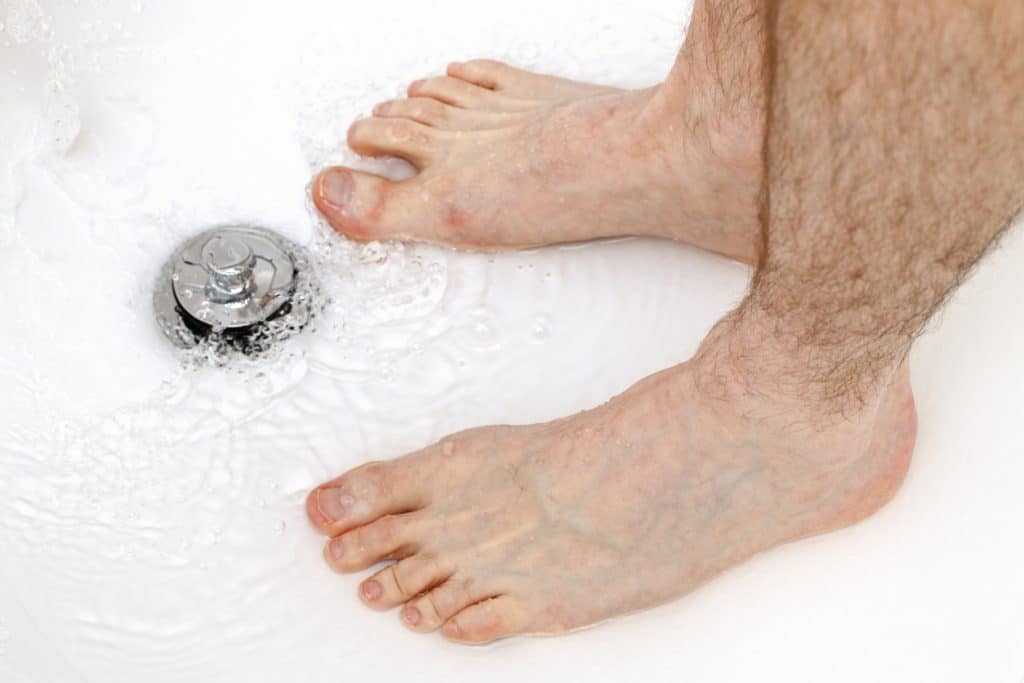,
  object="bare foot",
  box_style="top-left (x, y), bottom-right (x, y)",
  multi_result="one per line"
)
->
top-left (305, 318), bottom-right (916, 644)
top-left (312, 56), bottom-right (763, 262)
